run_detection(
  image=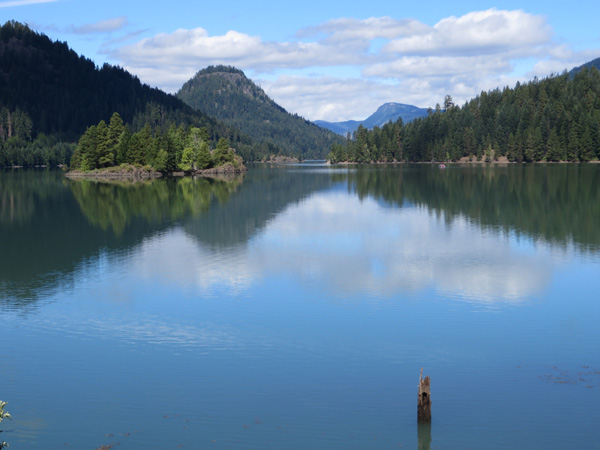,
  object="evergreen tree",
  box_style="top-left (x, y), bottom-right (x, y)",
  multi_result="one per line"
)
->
top-left (115, 125), bottom-right (131, 165)
top-left (579, 125), bottom-right (594, 162)
top-left (567, 126), bottom-right (580, 162)
top-left (546, 128), bottom-right (561, 161)
top-left (74, 124), bottom-right (98, 170)
top-left (213, 137), bottom-right (234, 166)
top-left (153, 148), bottom-right (169, 172)
top-left (96, 120), bottom-right (113, 168)
top-left (197, 141), bottom-right (211, 169)
top-left (330, 68), bottom-right (600, 164)
top-left (107, 112), bottom-right (124, 157)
